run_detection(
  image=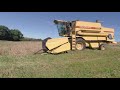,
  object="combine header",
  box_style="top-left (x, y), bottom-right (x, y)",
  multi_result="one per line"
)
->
top-left (42, 20), bottom-right (116, 54)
